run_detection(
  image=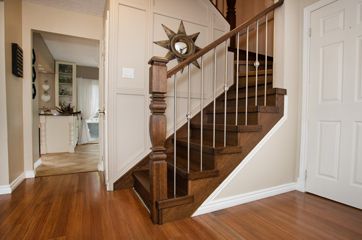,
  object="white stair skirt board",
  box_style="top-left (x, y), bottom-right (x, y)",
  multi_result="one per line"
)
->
top-left (194, 183), bottom-right (296, 216)
top-left (0, 172), bottom-right (25, 195)
top-left (193, 96), bottom-right (290, 216)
